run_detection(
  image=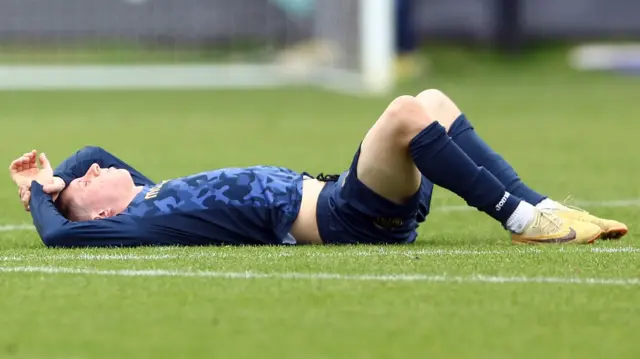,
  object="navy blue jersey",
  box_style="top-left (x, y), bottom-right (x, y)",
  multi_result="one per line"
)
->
top-left (30, 147), bottom-right (303, 248)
